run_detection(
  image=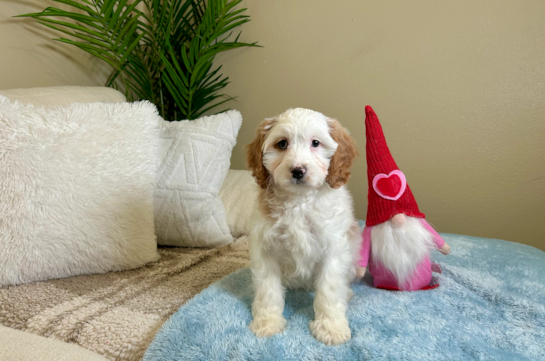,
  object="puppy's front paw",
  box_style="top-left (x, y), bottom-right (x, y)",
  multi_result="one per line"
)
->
top-left (347, 288), bottom-right (354, 302)
top-left (249, 313), bottom-right (286, 337)
top-left (310, 316), bottom-right (351, 345)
